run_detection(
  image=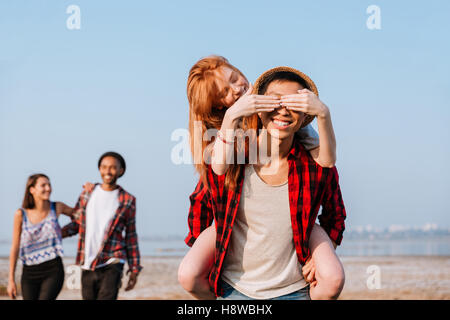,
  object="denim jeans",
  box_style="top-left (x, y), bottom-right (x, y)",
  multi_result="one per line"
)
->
top-left (217, 280), bottom-right (311, 300)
